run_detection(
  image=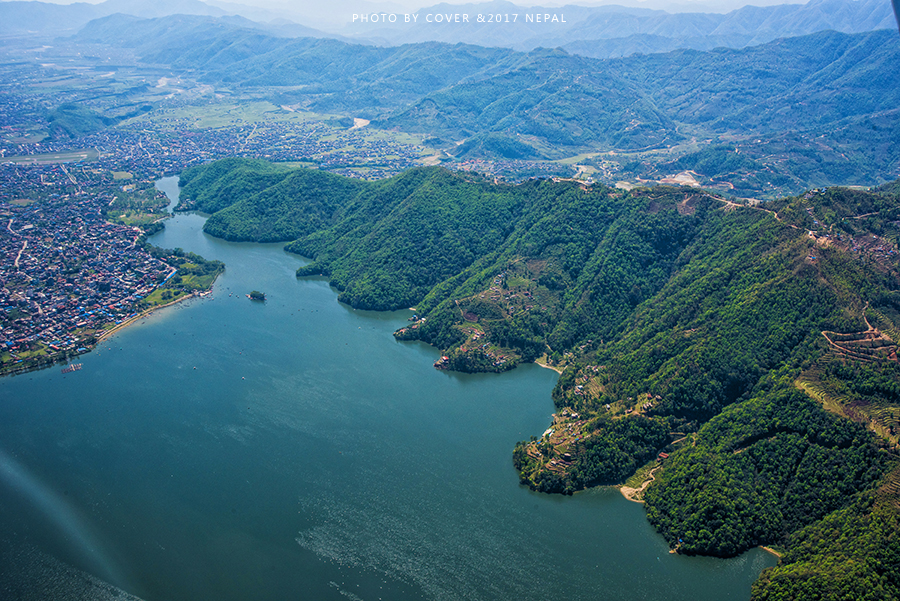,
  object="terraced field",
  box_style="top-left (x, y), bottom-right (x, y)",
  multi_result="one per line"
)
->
top-left (798, 317), bottom-right (900, 449)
